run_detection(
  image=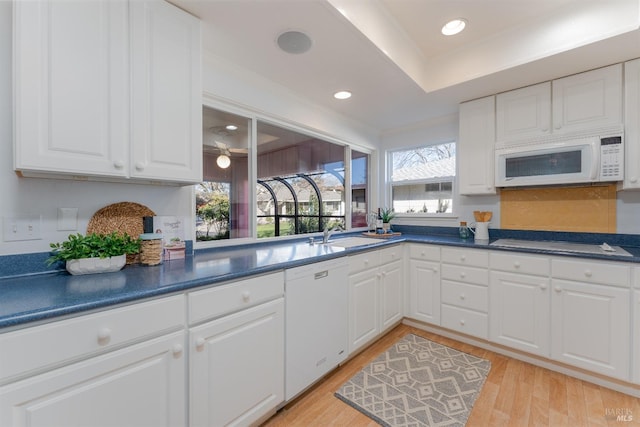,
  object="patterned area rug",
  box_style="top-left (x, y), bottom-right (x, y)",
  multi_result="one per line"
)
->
top-left (335, 334), bottom-right (491, 427)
